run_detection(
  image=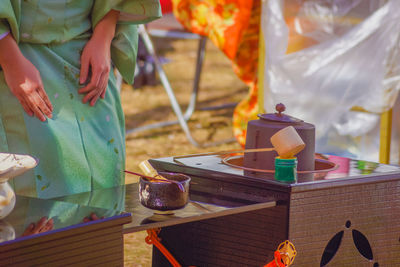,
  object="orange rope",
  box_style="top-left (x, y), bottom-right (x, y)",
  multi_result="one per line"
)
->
top-left (145, 228), bottom-right (182, 267)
